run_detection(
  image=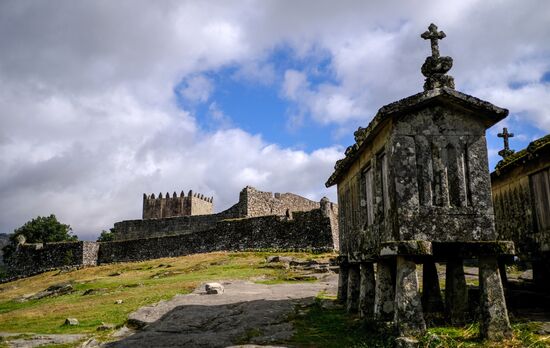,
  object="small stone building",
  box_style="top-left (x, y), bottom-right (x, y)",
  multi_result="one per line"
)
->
top-left (492, 134), bottom-right (550, 288)
top-left (326, 24), bottom-right (514, 342)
